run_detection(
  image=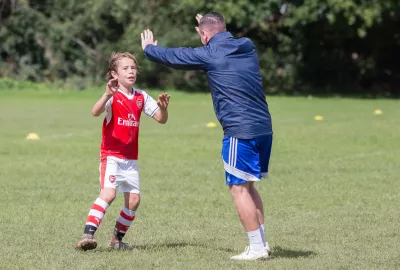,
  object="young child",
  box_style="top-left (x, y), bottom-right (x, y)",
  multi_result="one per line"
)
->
top-left (76, 52), bottom-right (170, 251)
